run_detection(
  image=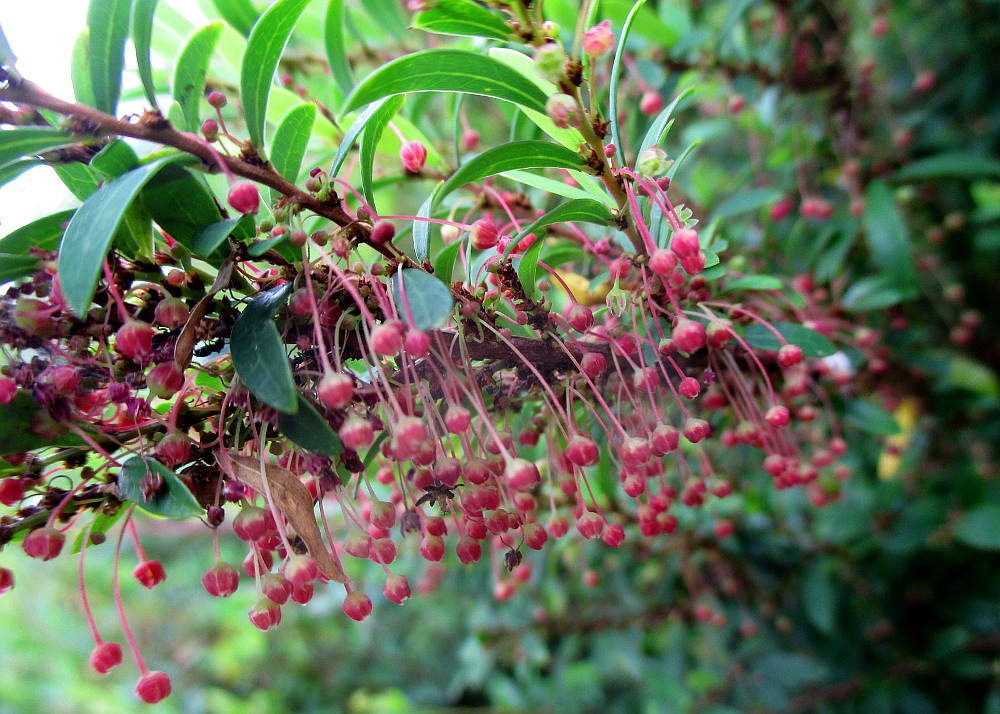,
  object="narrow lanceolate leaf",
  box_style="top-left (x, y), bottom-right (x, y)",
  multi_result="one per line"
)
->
top-left (610, 0), bottom-right (648, 167)
top-left (191, 215), bottom-right (251, 258)
top-left (433, 240), bottom-right (463, 283)
top-left (0, 209), bottom-right (76, 256)
top-left (712, 188), bottom-right (785, 221)
top-left (227, 453), bottom-right (347, 582)
top-left (437, 141), bottom-right (587, 205)
top-left (0, 128), bottom-right (76, 169)
top-left (342, 50), bottom-right (549, 116)
top-left (392, 269), bottom-right (454, 330)
top-left (323, 0), bottom-right (354, 99)
top-left (329, 98), bottom-right (390, 177)
top-left (71, 30), bottom-right (97, 108)
top-left (241, 0), bottom-right (313, 152)
top-left (638, 87), bottom-right (696, 158)
top-left (743, 321), bottom-right (837, 358)
top-left (89, 138), bottom-right (139, 177)
top-left (893, 152), bottom-right (1000, 182)
top-left (277, 395), bottom-right (343, 457)
top-left (87, 0), bottom-right (133, 115)
top-left (268, 103), bottom-right (316, 203)
top-left (863, 180), bottom-right (917, 296)
top-left (59, 156), bottom-right (186, 316)
top-left (360, 95), bottom-right (404, 213)
top-left (230, 283), bottom-right (298, 414)
top-left (117, 457), bottom-right (202, 519)
top-left (412, 0), bottom-right (513, 40)
top-left (173, 23), bottom-right (224, 131)
top-left (412, 190), bottom-right (438, 263)
top-left (719, 275), bottom-right (783, 294)
top-left (516, 236), bottom-right (545, 301)
top-left (210, 0), bottom-right (259, 36)
top-left (131, 0), bottom-right (160, 107)
top-left (509, 199), bottom-right (616, 252)
top-left (141, 165), bottom-right (223, 246)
